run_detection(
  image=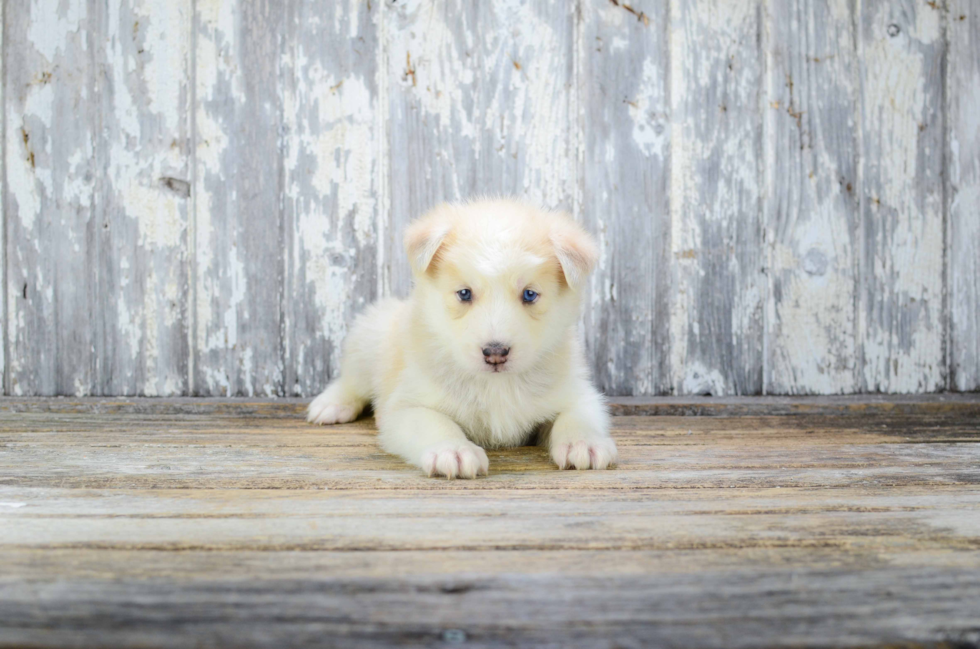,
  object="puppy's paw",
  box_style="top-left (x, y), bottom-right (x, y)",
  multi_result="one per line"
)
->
top-left (307, 391), bottom-right (361, 425)
top-left (421, 442), bottom-right (489, 479)
top-left (551, 437), bottom-right (617, 470)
